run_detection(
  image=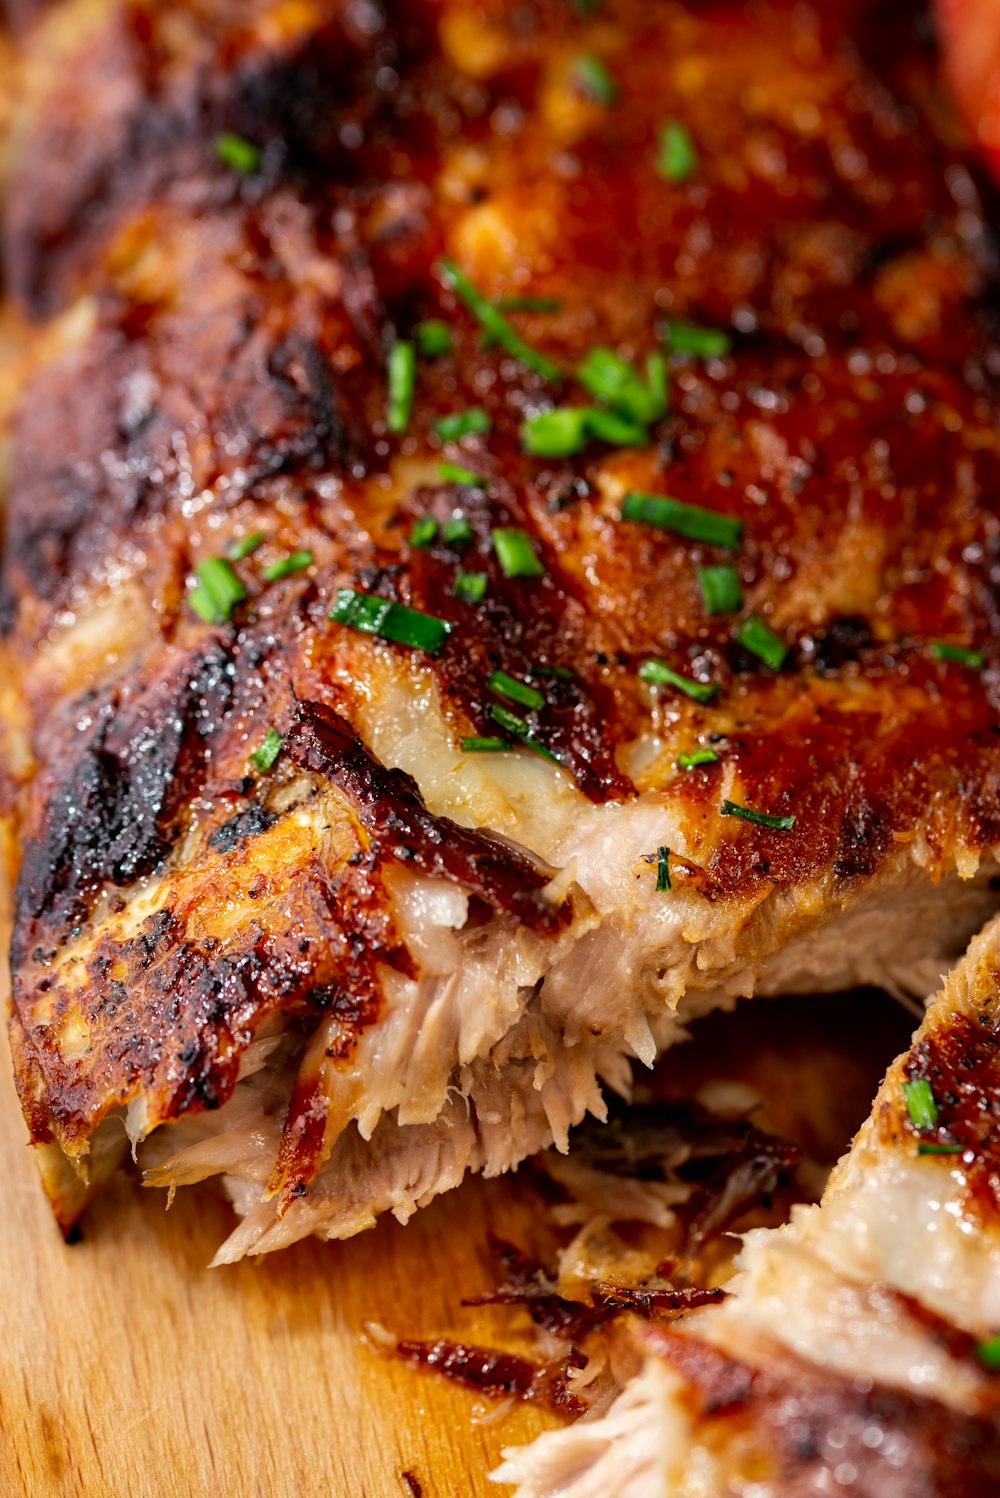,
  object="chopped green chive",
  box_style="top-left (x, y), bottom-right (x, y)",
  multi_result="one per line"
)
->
top-left (656, 120), bottom-right (698, 183)
top-left (721, 799), bottom-right (796, 831)
top-left (387, 340), bottom-right (416, 434)
top-left (583, 408), bottom-right (650, 446)
top-left (521, 407), bottom-right (589, 456)
top-left (531, 663), bottom-right (574, 681)
top-left (328, 588), bottom-right (451, 654)
top-left (655, 846), bottom-right (671, 892)
top-left (902, 1078), bottom-right (939, 1131)
top-left (436, 260), bottom-right (561, 382)
top-left (621, 492), bottom-right (744, 549)
top-left (439, 461), bottom-right (486, 488)
top-left (189, 557), bottom-right (247, 624)
top-left (452, 569), bottom-right (487, 603)
top-left (249, 727), bottom-right (282, 773)
top-left (488, 703), bottom-right (559, 762)
top-left (409, 517), bottom-right (439, 549)
top-left (442, 516), bottom-right (473, 546)
top-left (677, 747), bottom-right (719, 770)
top-left (698, 565), bottom-right (743, 616)
top-left (917, 1142), bottom-right (962, 1156)
top-left (665, 318), bottom-right (732, 359)
top-left (737, 615), bottom-right (789, 670)
top-left (214, 131), bottom-right (261, 174)
top-left (574, 53), bottom-right (617, 105)
top-left (228, 530), bottom-right (266, 561)
top-left (521, 405), bottom-right (648, 456)
top-left (460, 735), bottom-right (510, 752)
top-left (929, 641), bottom-right (984, 670)
top-left (260, 549), bottom-right (313, 582)
top-left (492, 527), bottom-right (545, 579)
top-left (975, 1336), bottom-right (1000, 1370)
top-left (434, 407), bottom-right (492, 442)
top-left (495, 295), bottom-right (563, 313)
top-left (488, 669), bottom-right (545, 710)
top-left (645, 351), bottom-right (668, 417)
top-left (639, 658), bottom-right (718, 704)
top-left (415, 320), bottom-right (453, 358)
top-left (578, 346), bottom-right (666, 424)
